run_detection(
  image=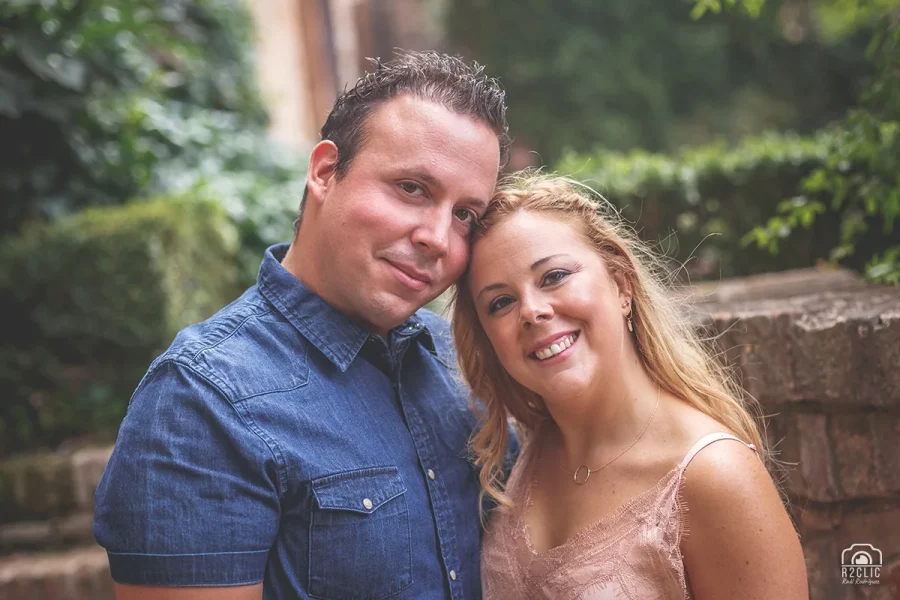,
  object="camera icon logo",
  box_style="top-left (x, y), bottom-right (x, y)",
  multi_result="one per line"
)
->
top-left (841, 544), bottom-right (882, 586)
top-left (842, 544), bottom-right (882, 568)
